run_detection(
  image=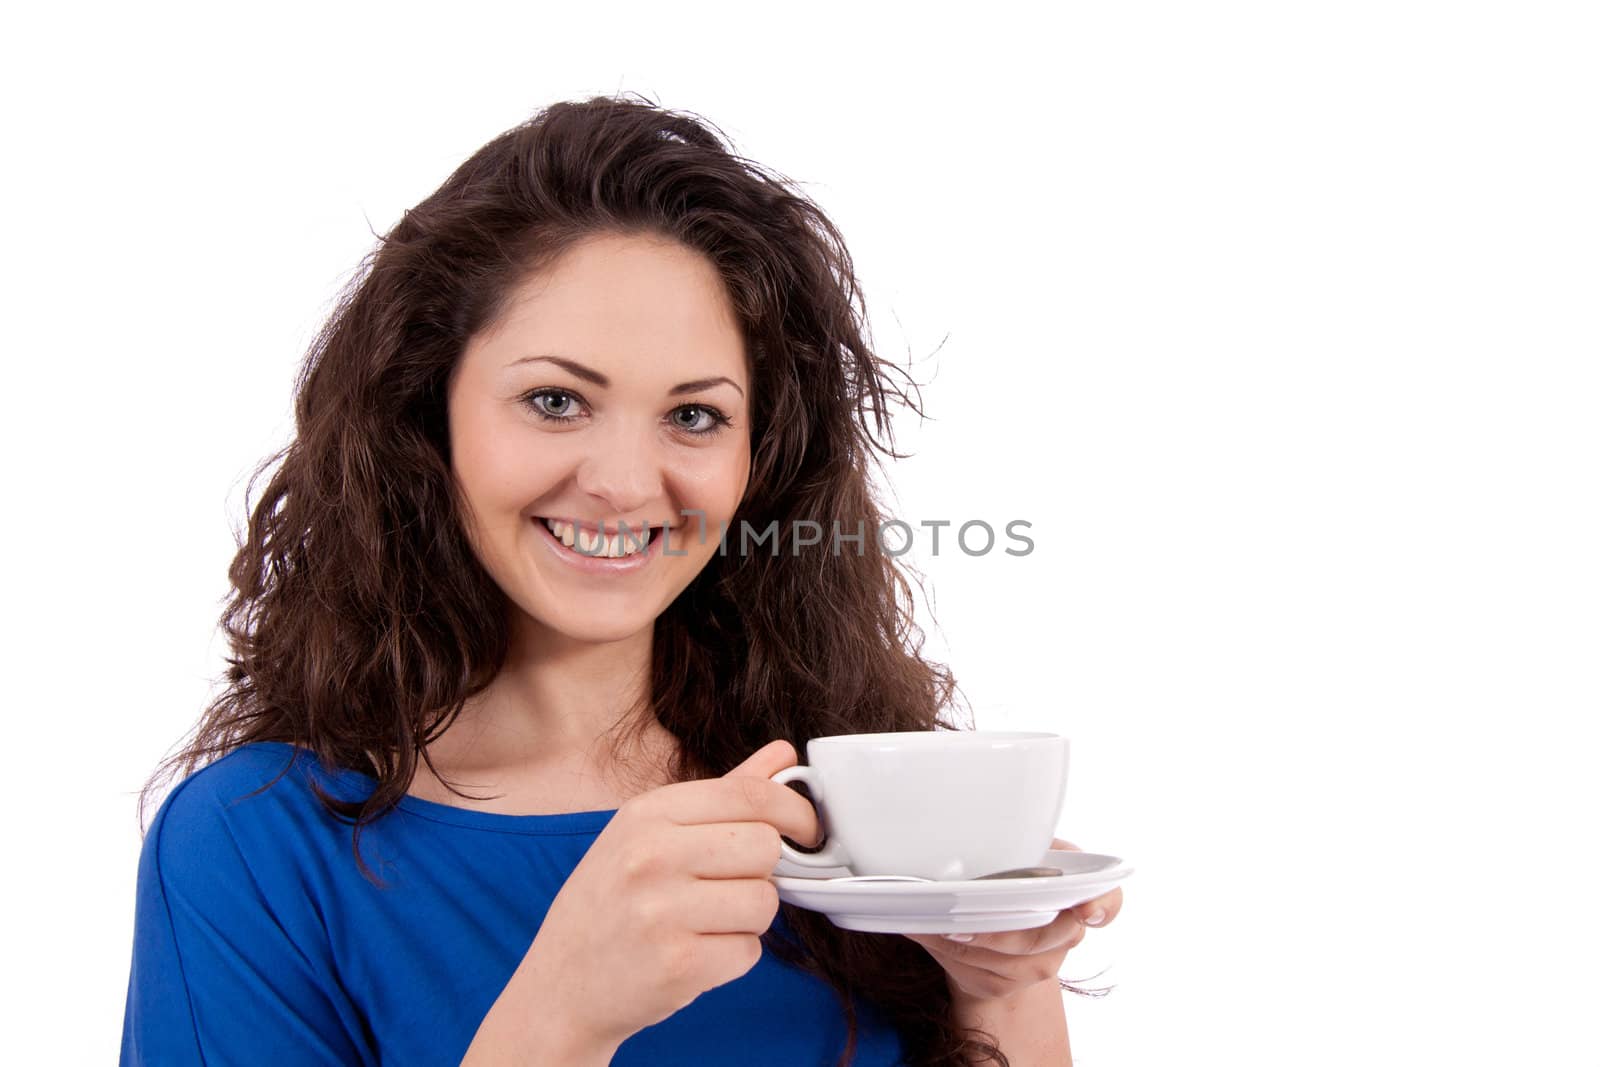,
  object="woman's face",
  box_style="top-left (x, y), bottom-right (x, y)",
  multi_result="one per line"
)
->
top-left (447, 231), bottom-right (752, 645)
